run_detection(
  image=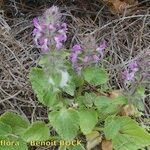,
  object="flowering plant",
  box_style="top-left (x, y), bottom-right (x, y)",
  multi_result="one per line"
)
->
top-left (0, 6), bottom-right (150, 150)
